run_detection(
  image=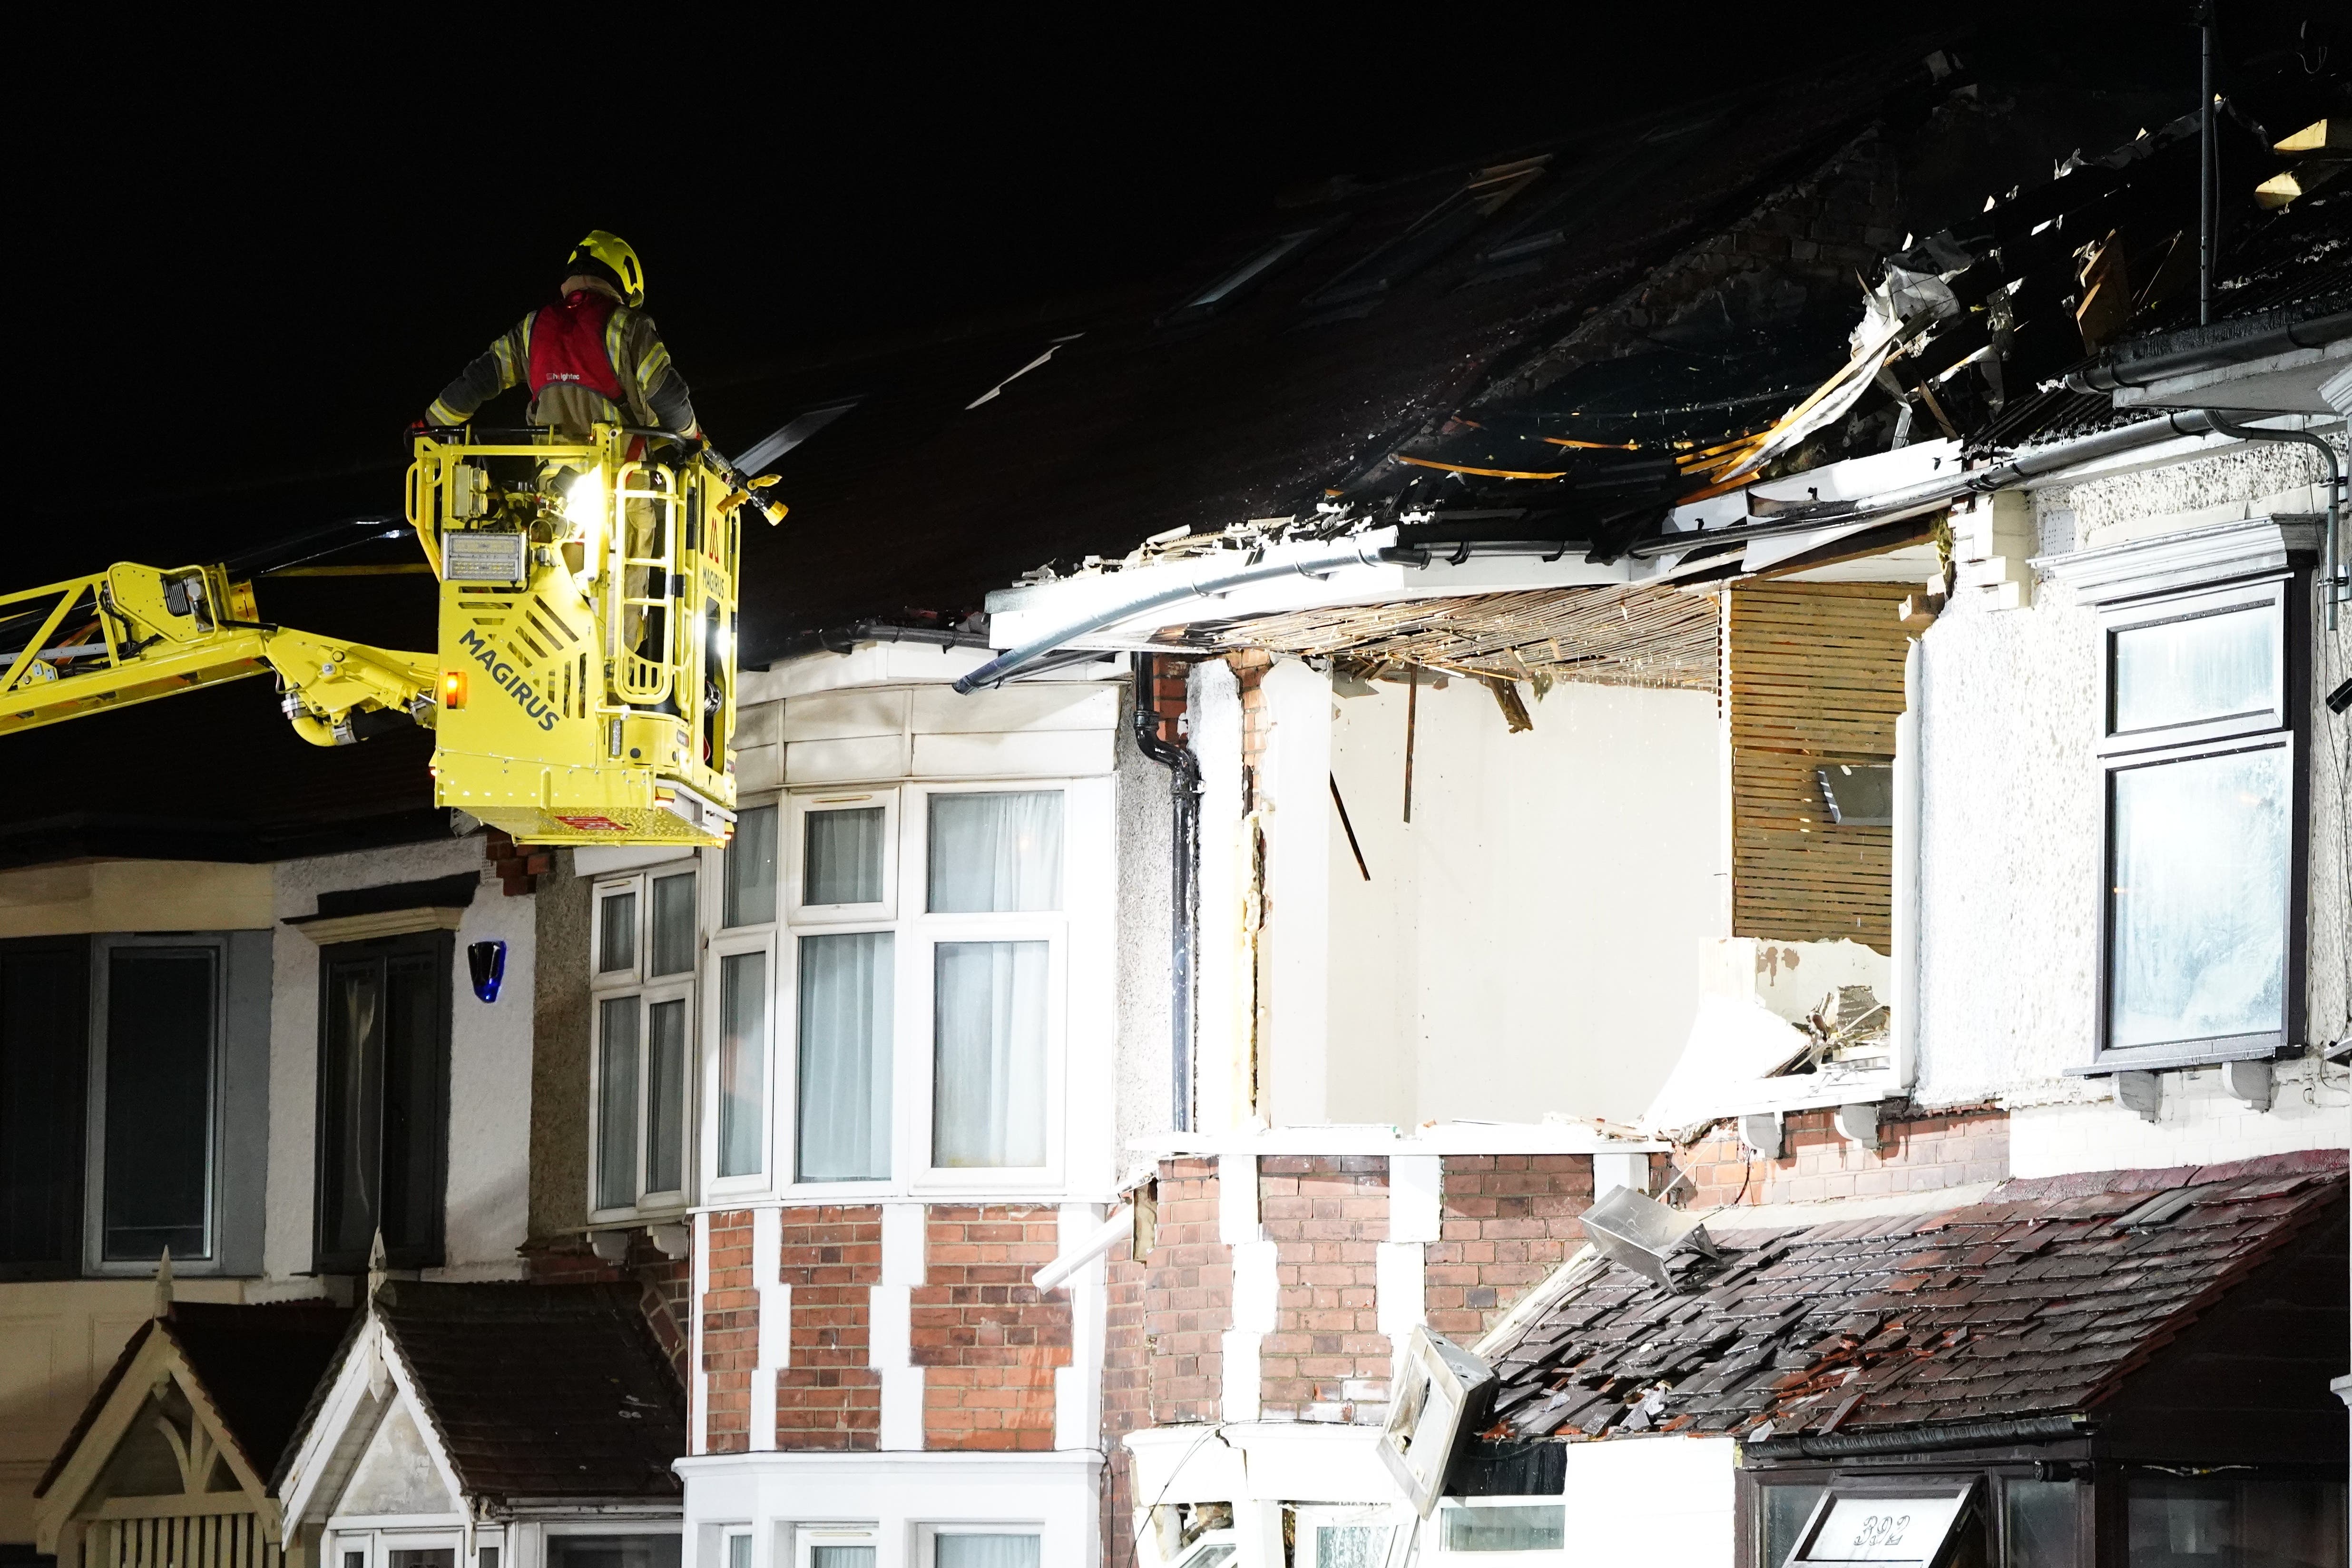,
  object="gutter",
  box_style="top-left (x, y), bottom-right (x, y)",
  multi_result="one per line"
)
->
top-left (2068, 308), bottom-right (2352, 393)
top-left (1627, 409), bottom-right (2238, 560)
top-left (2199, 412), bottom-right (2348, 628)
top-left (1743, 1412), bottom-right (2087, 1460)
top-left (954, 531), bottom-right (1402, 693)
